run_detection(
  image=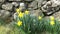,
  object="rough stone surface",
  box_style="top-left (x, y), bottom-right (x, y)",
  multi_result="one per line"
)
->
top-left (19, 3), bottom-right (26, 11)
top-left (12, 2), bottom-right (19, 7)
top-left (0, 10), bottom-right (10, 19)
top-left (44, 11), bottom-right (60, 19)
top-left (41, 0), bottom-right (60, 15)
top-left (30, 9), bottom-right (43, 16)
top-left (9, 0), bottom-right (21, 1)
top-left (25, 0), bottom-right (33, 1)
top-left (52, 11), bottom-right (60, 19)
top-left (0, 3), bottom-right (2, 8)
top-left (2, 3), bottom-right (13, 11)
top-left (38, 0), bottom-right (45, 8)
top-left (0, 0), bottom-right (5, 2)
top-left (28, 1), bottom-right (38, 9)
top-left (0, 0), bottom-right (60, 22)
